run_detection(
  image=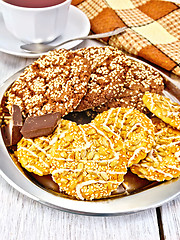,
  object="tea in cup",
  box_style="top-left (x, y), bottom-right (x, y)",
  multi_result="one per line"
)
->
top-left (0, 0), bottom-right (72, 43)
